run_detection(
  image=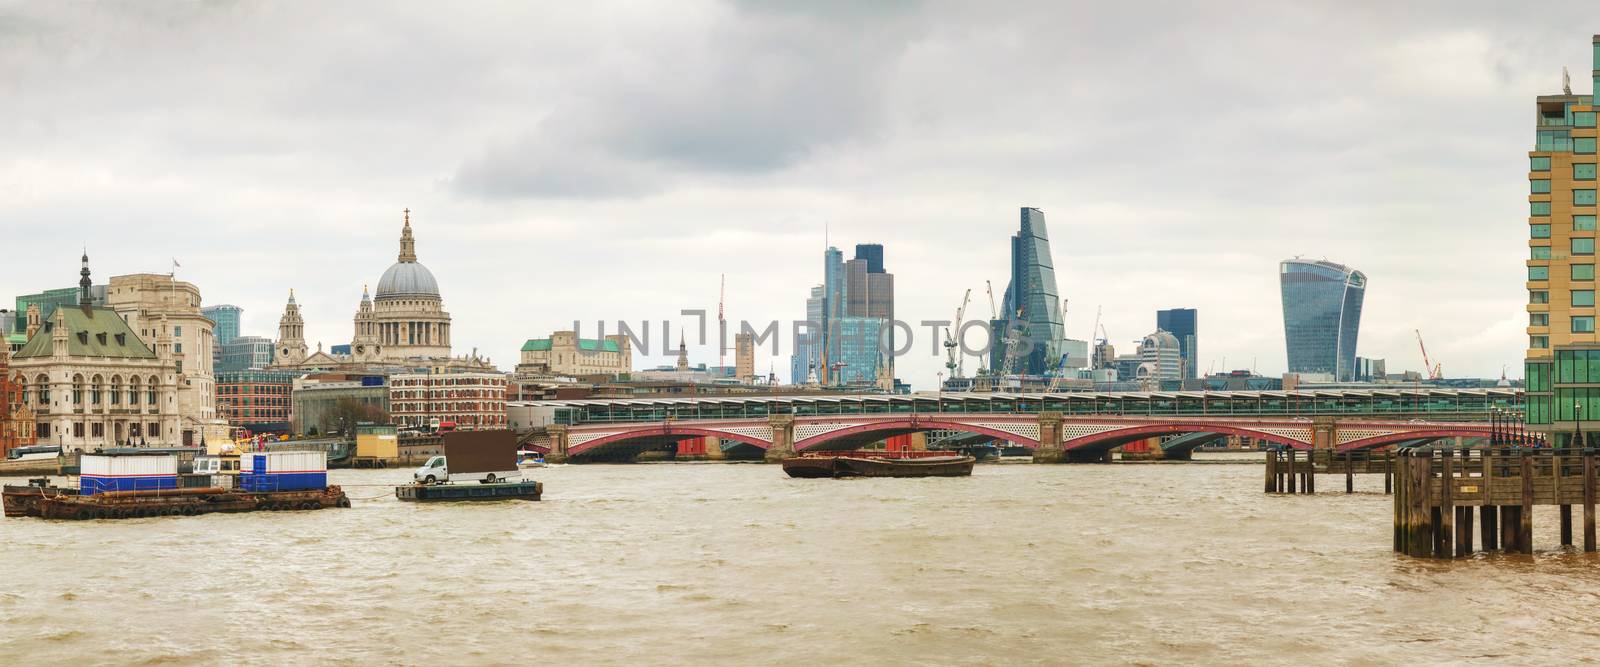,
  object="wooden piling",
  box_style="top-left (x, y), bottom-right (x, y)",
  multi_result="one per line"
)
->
top-left (1265, 450), bottom-right (1277, 493)
top-left (1459, 505), bottom-right (1474, 555)
top-left (1521, 453), bottom-right (1535, 554)
top-left (1345, 451), bottom-right (1354, 493)
top-left (1482, 505), bottom-right (1498, 551)
top-left (1438, 449), bottom-right (1455, 558)
top-left (1287, 450), bottom-right (1297, 494)
top-left (1585, 451), bottom-right (1596, 552)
